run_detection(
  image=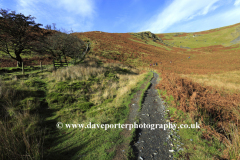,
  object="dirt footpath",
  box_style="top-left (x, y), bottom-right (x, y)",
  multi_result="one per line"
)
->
top-left (131, 71), bottom-right (172, 160)
top-left (113, 71), bottom-right (172, 160)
